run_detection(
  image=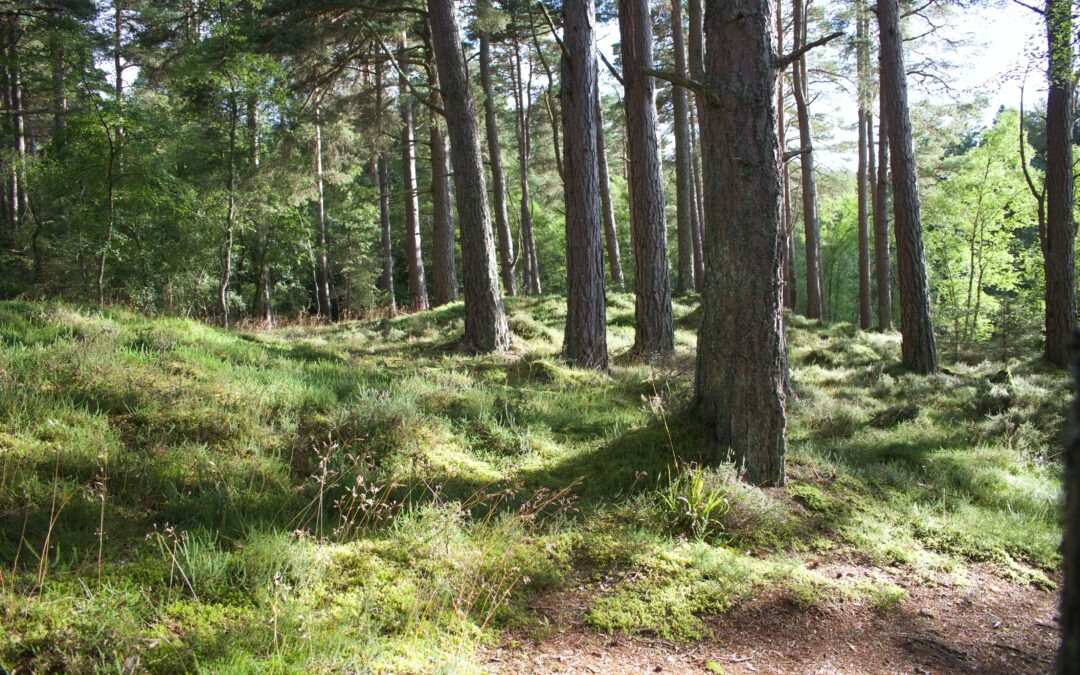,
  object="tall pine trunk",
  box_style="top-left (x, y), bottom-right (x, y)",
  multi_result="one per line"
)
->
top-left (313, 102), bottom-right (332, 319)
top-left (792, 0), bottom-right (824, 319)
top-left (596, 80), bottom-right (625, 290)
top-left (562, 0), bottom-right (608, 370)
top-left (427, 0), bottom-right (510, 353)
top-left (250, 97), bottom-right (272, 326)
top-left (480, 33), bottom-right (516, 296)
top-left (376, 154), bottom-right (396, 316)
top-left (878, 0), bottom-right (938, 373)
top-left (513, 42), bottom-right (542, 295)
top-left (427, 37), bottom-right (458, 307)
top-left (688, 0), bottom-right (707, 294)
top-left (778, 0), bottom-right (796, 311)
top-left (618, 0), bottom-right (674, 357)
top-left (689, 104), bottom-right (705, 292)
top-left (856, 8), bottom-right (872, 330)
top-left (696, 0), bottom-right (787, 486)
top-left (1042, 0), bottom-right (1076, 367)
top-left (399, 39), bottom-right (429, 311)
top-left (430, 110), bottom-right (458, 306)
top-left (219, 93), bottom-right (238, 328)
top-left (671, 0), bottom-right (695, 294)
top-left (874, 84), bottom-right (893, 330)
top-left (374, 65), bottom-right (396, 316)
